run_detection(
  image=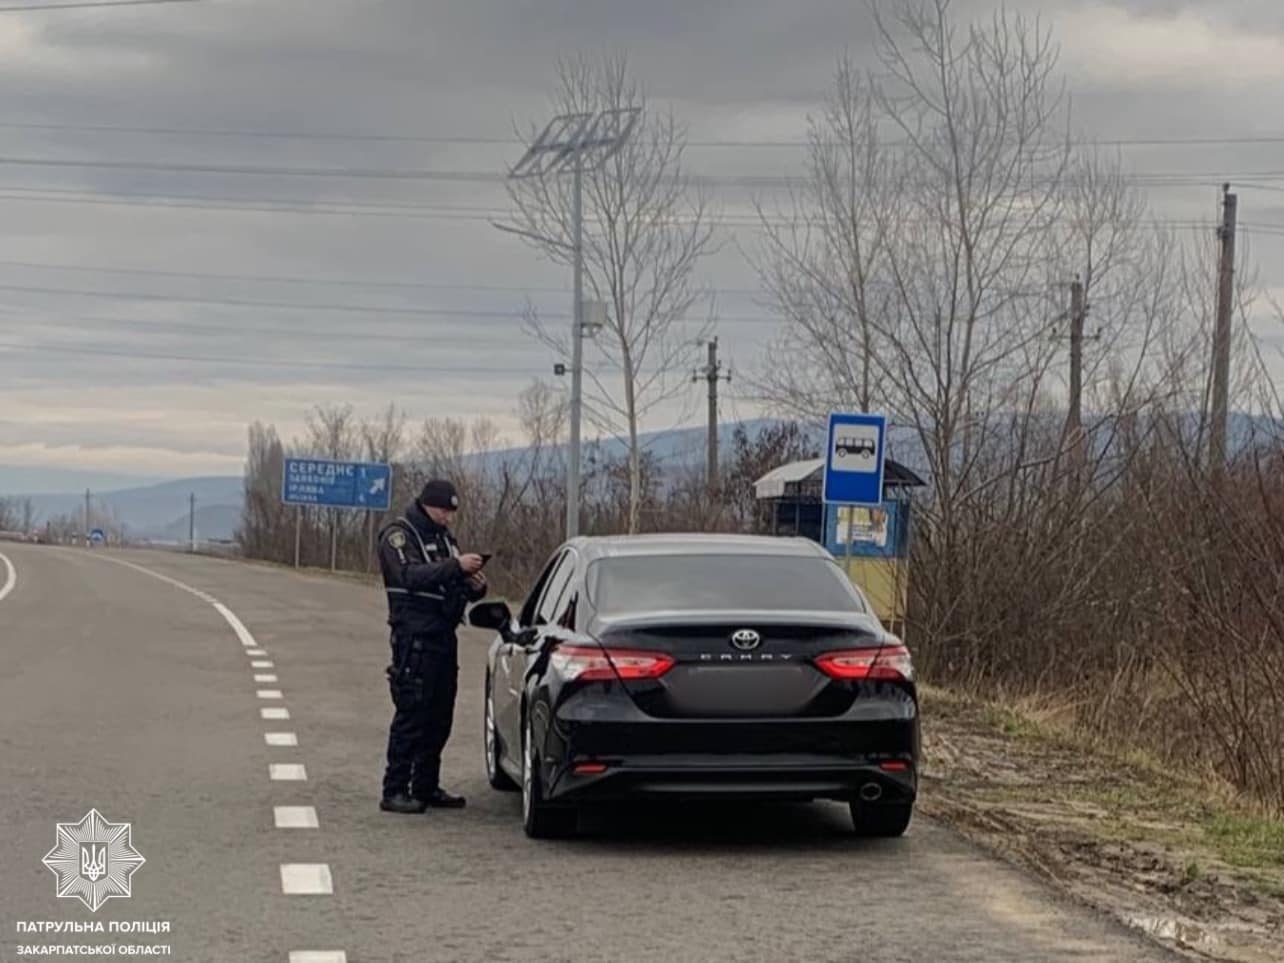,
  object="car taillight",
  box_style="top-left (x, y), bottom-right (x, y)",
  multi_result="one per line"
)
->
top-left (814, 644), bottom-right (914, 682)
top-left (549, 644), bottom-right (675, 682)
